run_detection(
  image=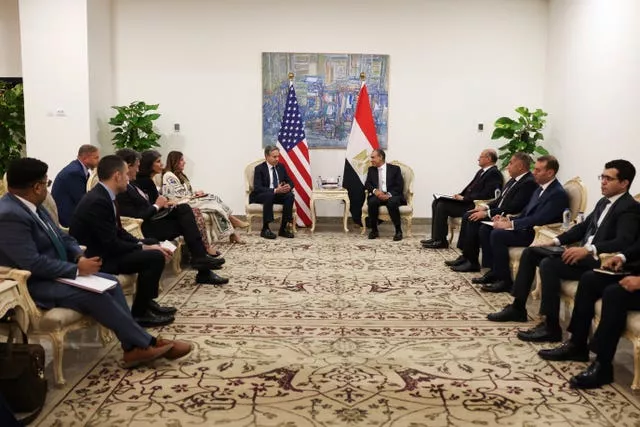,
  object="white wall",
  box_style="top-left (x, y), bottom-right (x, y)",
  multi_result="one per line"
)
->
top-left (0, 0), bottom-right (21, 76)
top-left (112, 0), bottom-right (549, 218)
top-left (545, 0), bottom-right (640, 211)
top-left (19, 0), bottom-right (92, 177)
